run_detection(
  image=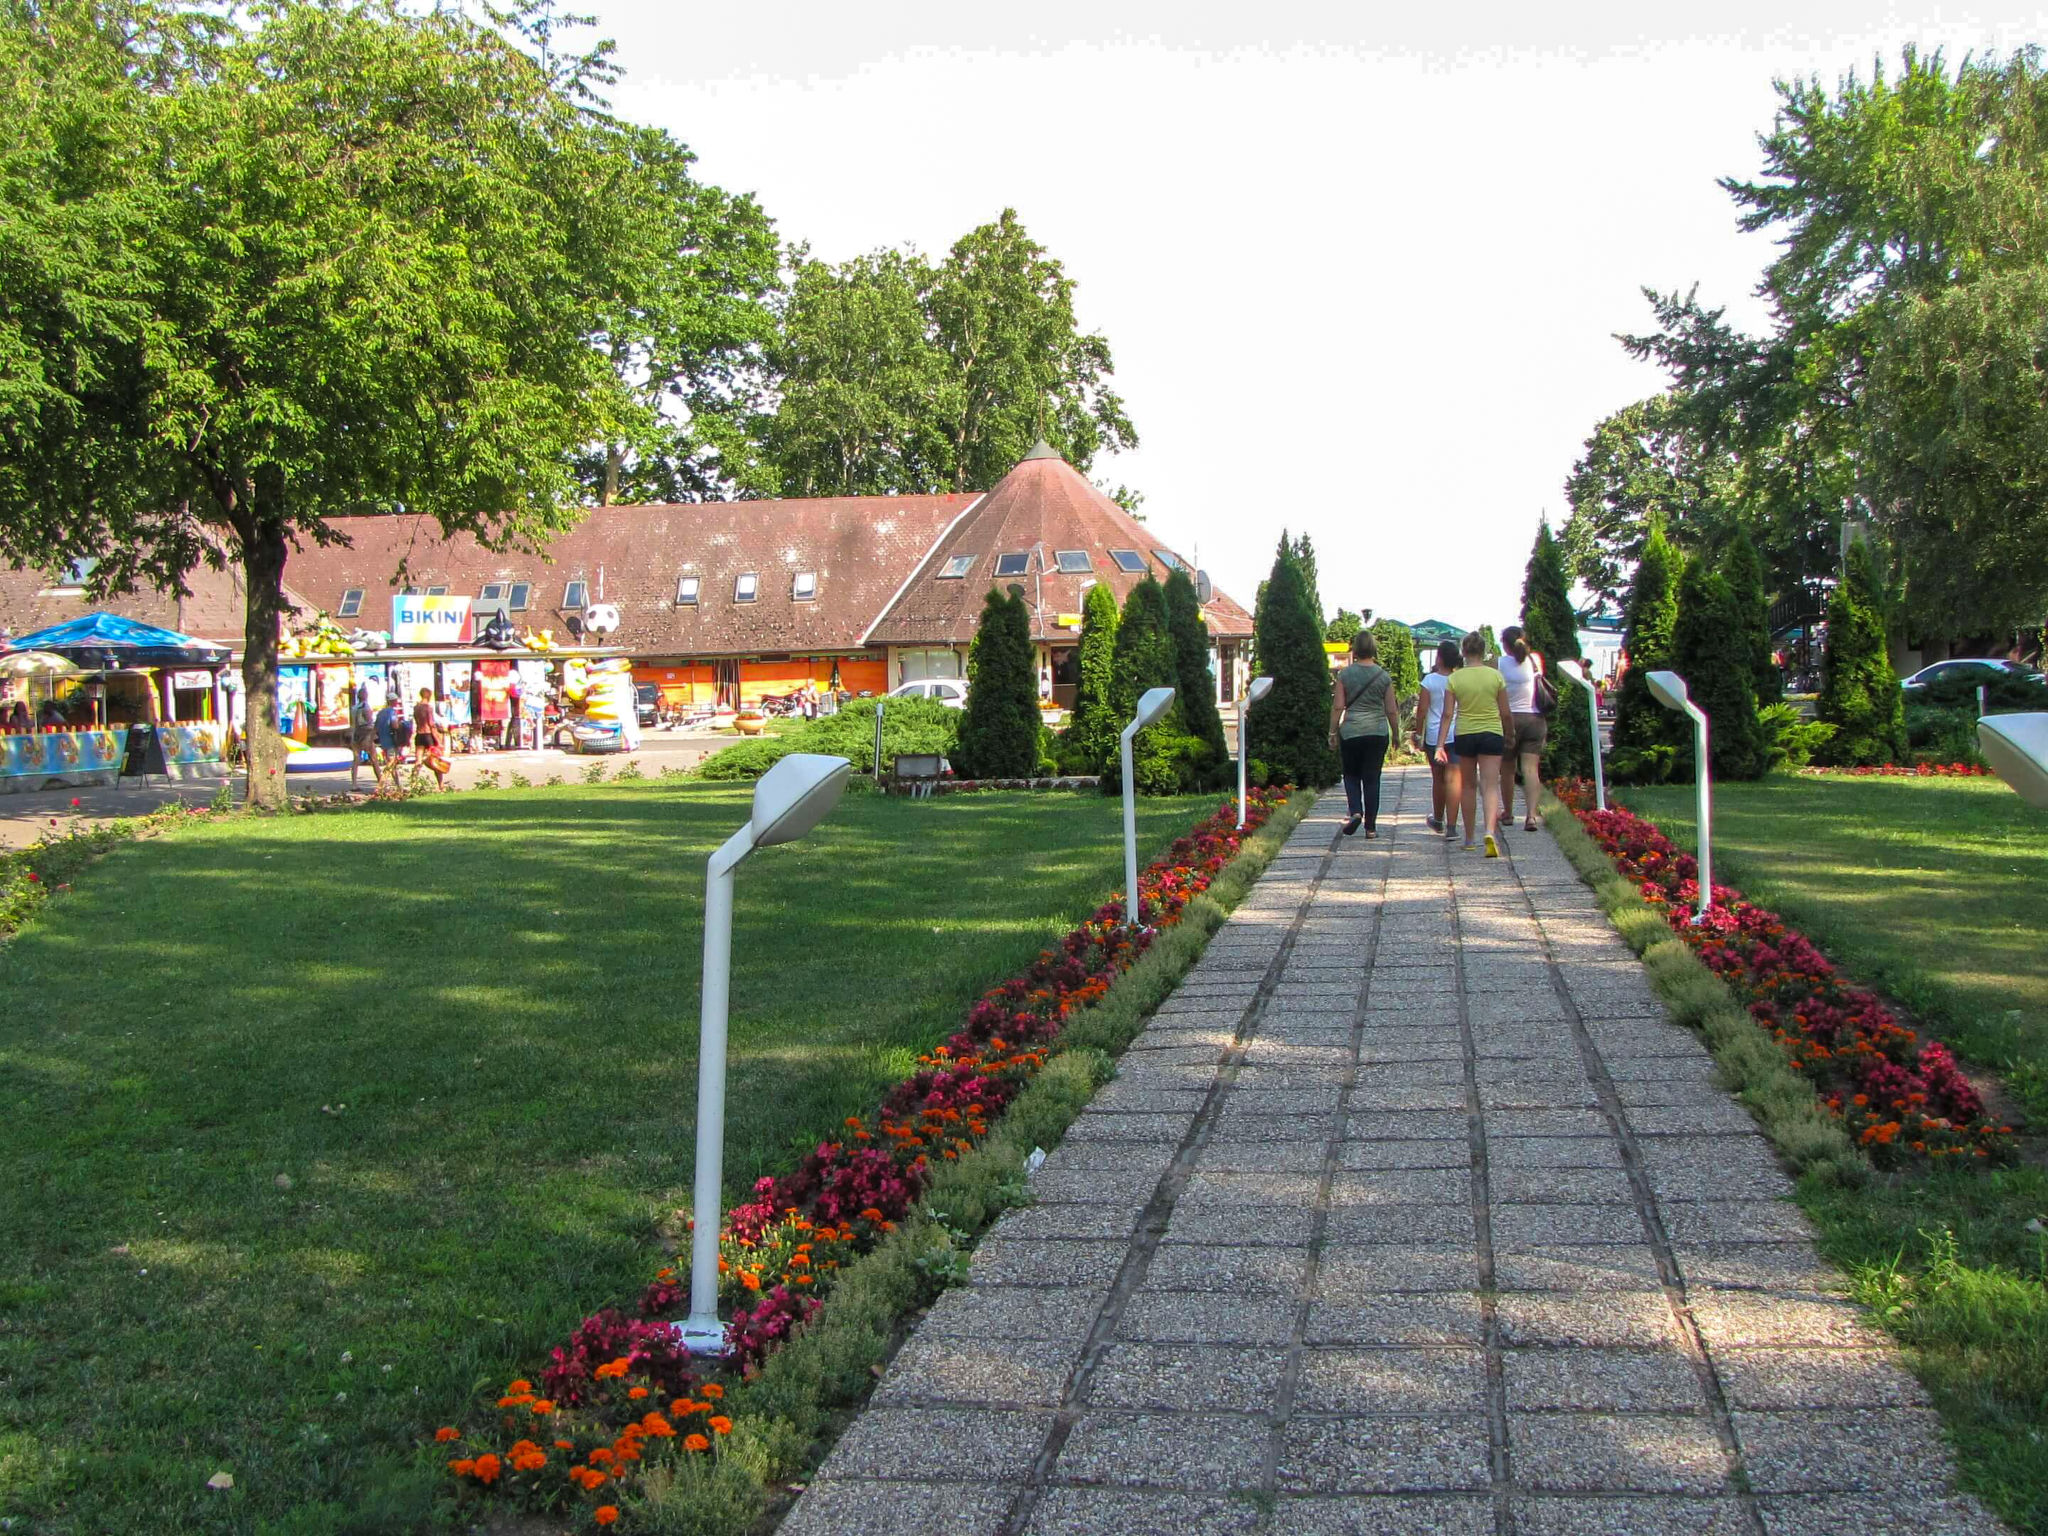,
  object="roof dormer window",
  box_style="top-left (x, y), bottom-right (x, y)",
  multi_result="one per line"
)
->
top-left (734, 573), bottom-right (758, 602)
top-left (1054, 550), bottom-right (1091, 574)
top-left (937, 555), bottom-right (976, 580)
top-left (1108, 549), bottom-right (1146, 574)
top-left (993, 552), bottom-right (1029, 577)
top-left (792, 571), bottom-right (817, 601)
top-left (676, 576), bottom-right (700, 606)
top-left (563, 580), bottom-right (588, 610)
top-left (336, 588), bottom-right (364, 618)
